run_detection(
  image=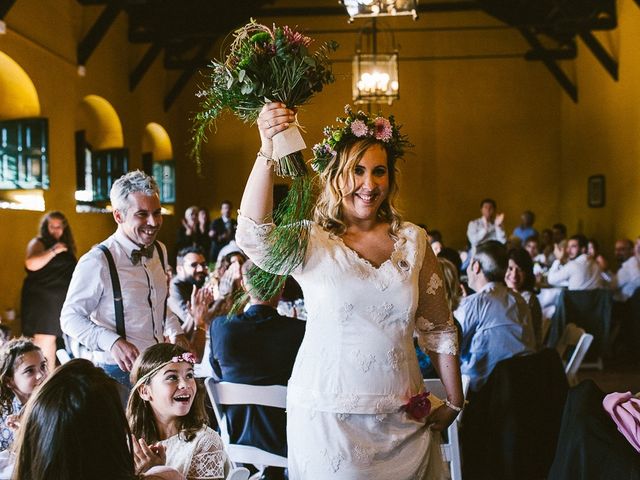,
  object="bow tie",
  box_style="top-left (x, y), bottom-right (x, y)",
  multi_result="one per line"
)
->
top-left (131, 245), bottom-right (154, 265)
